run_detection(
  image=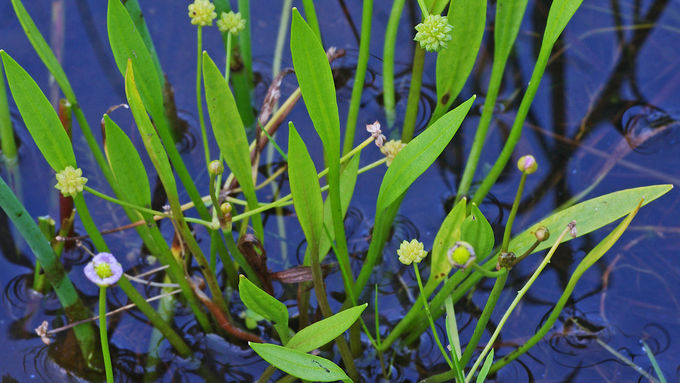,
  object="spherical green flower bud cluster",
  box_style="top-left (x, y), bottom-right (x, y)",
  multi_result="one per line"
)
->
top-left (208, 160), bottom-right (224, 176)
top-left (397, 239), bottom-right (428, 265)
top-left (381, 140), bottom-right (406, 167)
top-left (517, 155), bottom-right (538, 174)
top-left (54, 166), bottom-right (87, 197)
top-left (217, 11), bottom-right (246, 34)
top-left (188, 0), bottom-right (216, 26)
top-left (414, 14), bottom-right (453, 52)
